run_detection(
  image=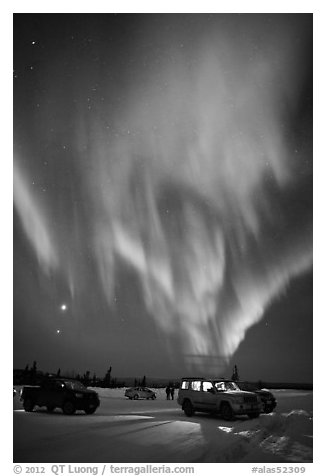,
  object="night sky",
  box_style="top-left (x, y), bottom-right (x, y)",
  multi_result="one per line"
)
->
top-left (13, 14), bottom-right (313, 382)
